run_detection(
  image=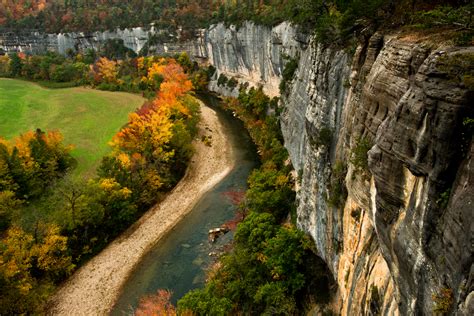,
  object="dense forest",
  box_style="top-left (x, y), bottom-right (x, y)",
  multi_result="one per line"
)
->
top-left (1, 1), bottom-right (472, 44)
